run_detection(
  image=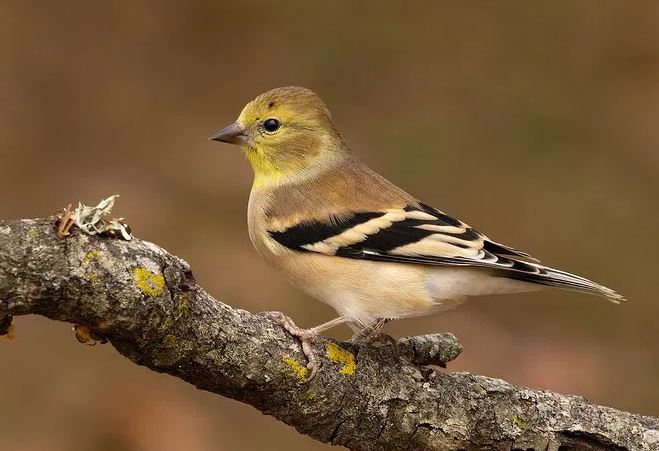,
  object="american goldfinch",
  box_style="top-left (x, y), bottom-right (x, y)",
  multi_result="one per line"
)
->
top-left (210, 86), bottom-right (623, 378)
